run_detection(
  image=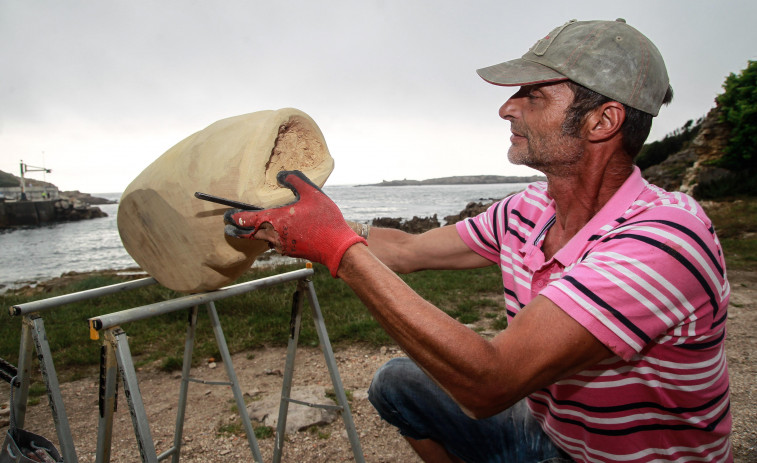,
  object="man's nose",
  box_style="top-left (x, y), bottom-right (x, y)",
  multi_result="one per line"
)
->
top-left (499, 97), bottom-right (518, 121)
